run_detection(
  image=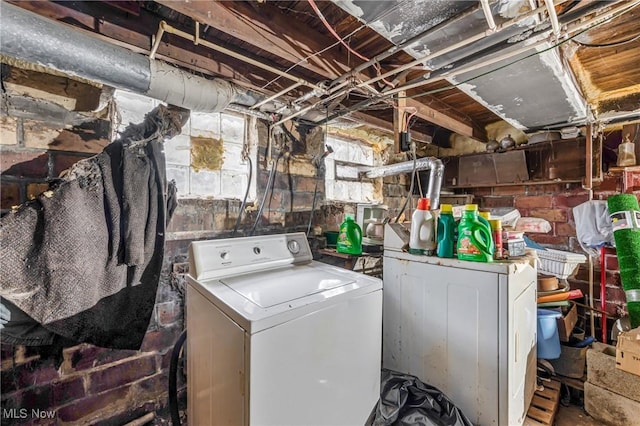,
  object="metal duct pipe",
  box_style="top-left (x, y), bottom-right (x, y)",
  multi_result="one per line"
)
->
top-left (0, 2), bottom-right (259, 112)
top-left (364, 157), bottom-right (444, 209)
